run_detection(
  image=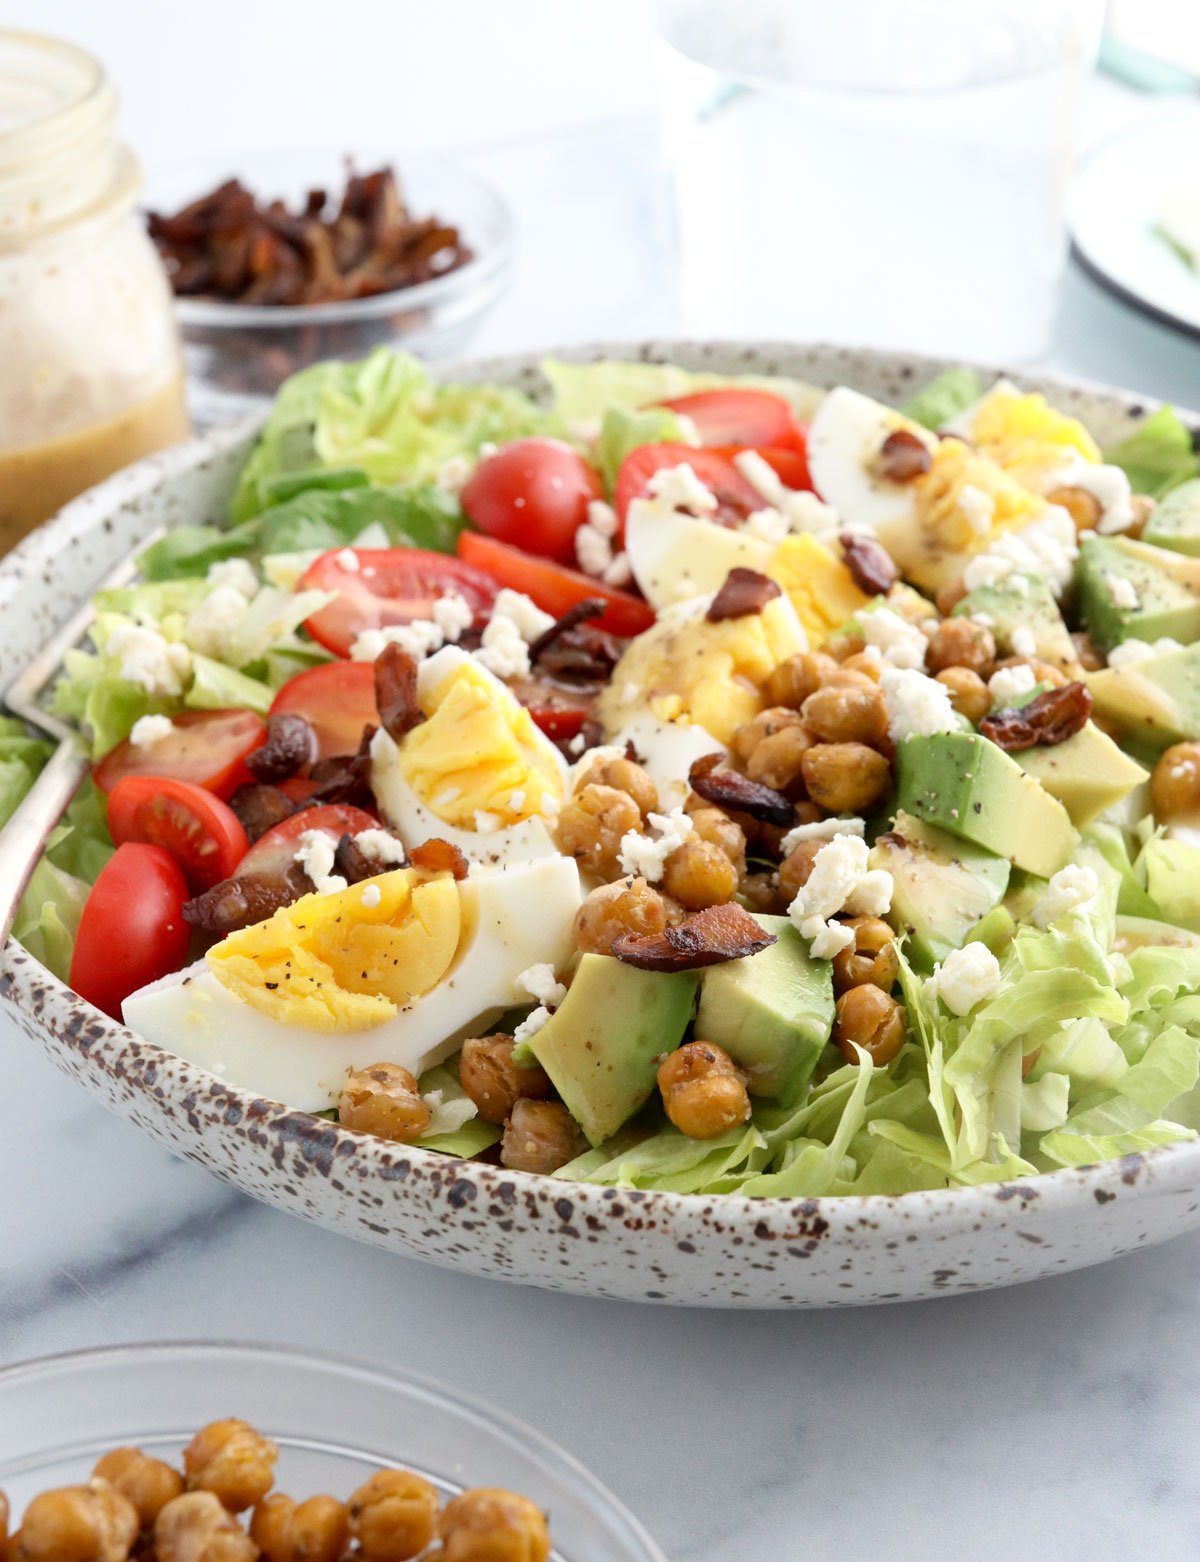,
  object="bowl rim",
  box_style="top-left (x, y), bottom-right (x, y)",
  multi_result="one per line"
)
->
top-left (2, 335), bottom-right (1198, 1227)
top-left (168, 149), bottom-right (514, 330)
